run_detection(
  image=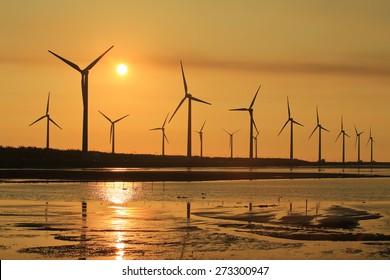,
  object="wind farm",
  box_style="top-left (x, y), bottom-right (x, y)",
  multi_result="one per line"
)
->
top-left (2, 2), bottom-right (390, 265)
